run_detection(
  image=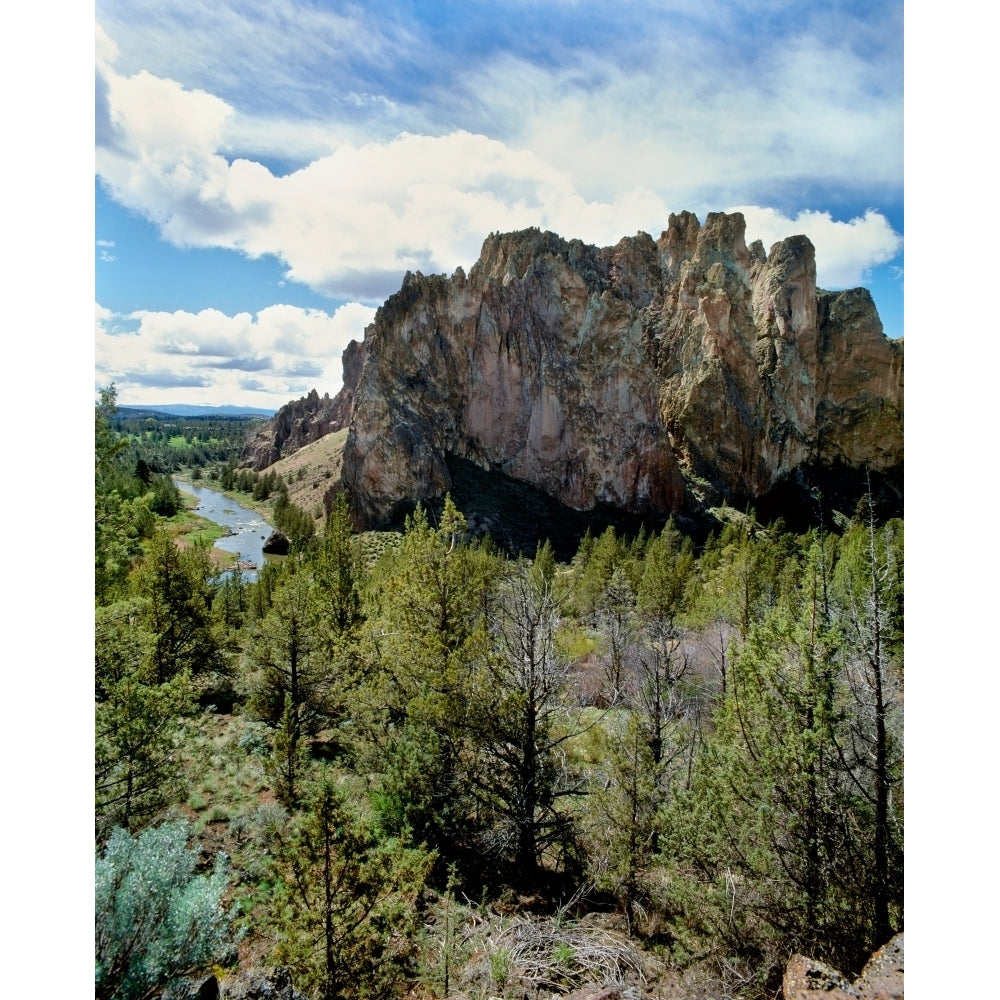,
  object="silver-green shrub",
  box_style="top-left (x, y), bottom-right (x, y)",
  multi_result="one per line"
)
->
top-left (95, 820), bottom-right (233, 1000)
